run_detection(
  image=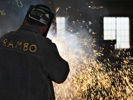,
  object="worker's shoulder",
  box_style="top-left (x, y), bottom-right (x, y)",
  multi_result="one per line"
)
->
top-left (36, 35), bottom-right (53, 44)
top-left (44, 38), bottom-right (54, 44)
top-left (0, 31), bottom-right (13, 39)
